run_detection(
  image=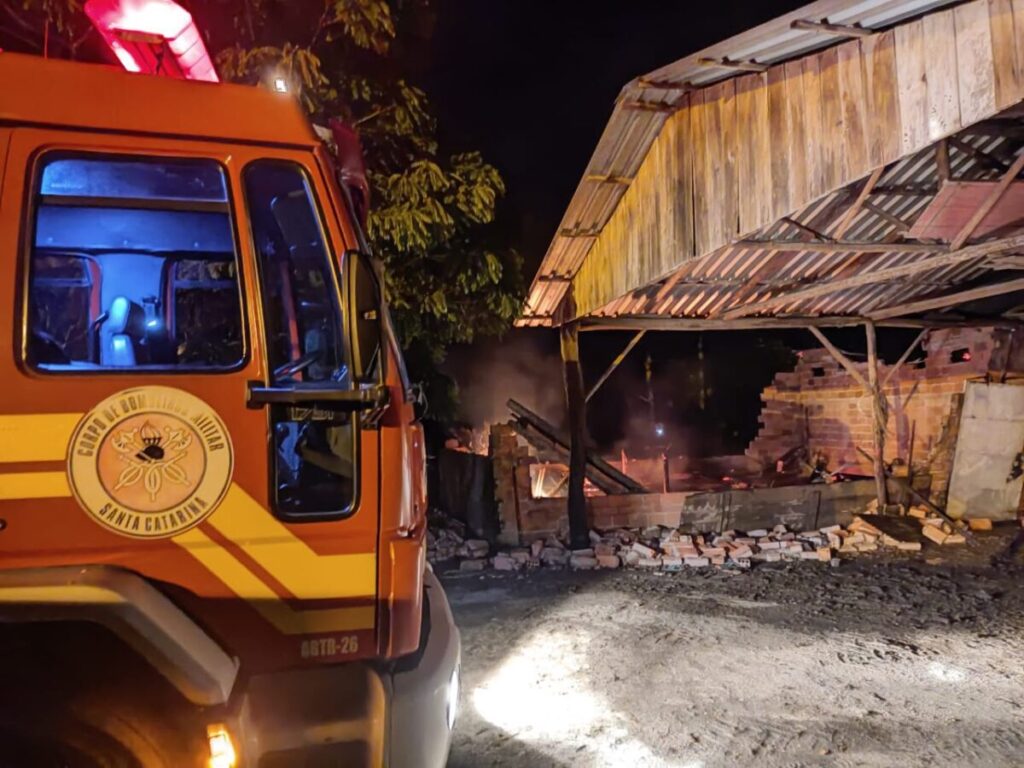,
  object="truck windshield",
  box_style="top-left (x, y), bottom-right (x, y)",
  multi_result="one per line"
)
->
top-left (25, 154), bottom-right (243, 371)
